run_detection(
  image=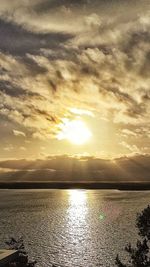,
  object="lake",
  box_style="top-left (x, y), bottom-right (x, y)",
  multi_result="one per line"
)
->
top-left (0, 189), bottom-right (150, 267)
